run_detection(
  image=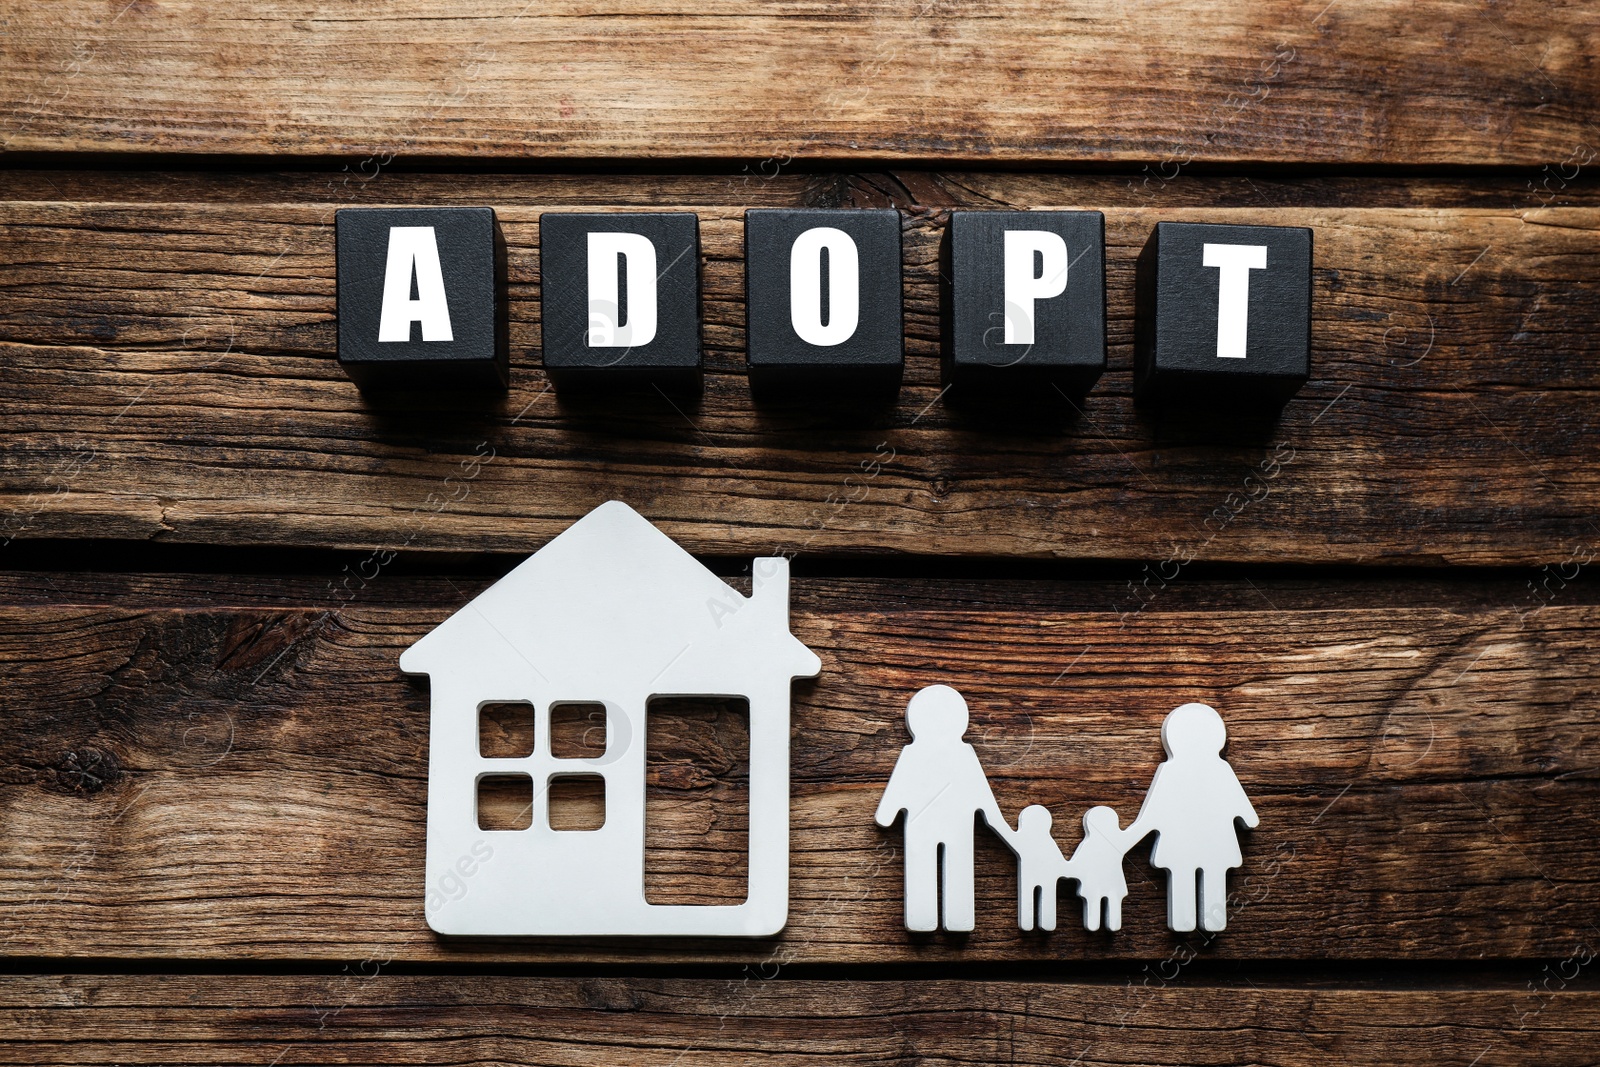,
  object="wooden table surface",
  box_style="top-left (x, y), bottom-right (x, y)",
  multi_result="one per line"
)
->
top-left (2, 3), bottom-right (1598, 1064)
